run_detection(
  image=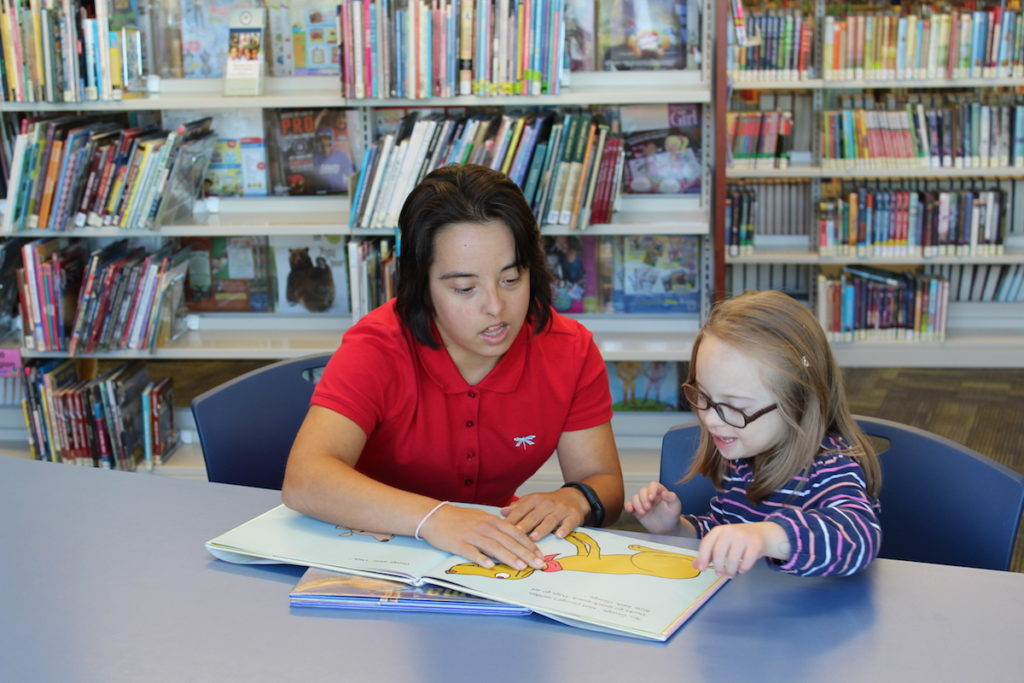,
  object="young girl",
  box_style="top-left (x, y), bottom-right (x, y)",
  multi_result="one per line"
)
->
top-left (626, 290), bottom-right (881, 578)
